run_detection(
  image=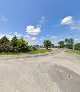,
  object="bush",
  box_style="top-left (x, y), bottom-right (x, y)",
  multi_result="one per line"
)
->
top-left (58, 41), bottom-right (65, 48)
top-left (0, 45), bottom-right (11, 53)
top-left (75, 43), bottom-right (80, 50)
top-left (28, 46), bottom-right (37, 52)
top-left (66, 44), bottom-right (73, 49)
top-left (0, 36), bottom-right (30, 53)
